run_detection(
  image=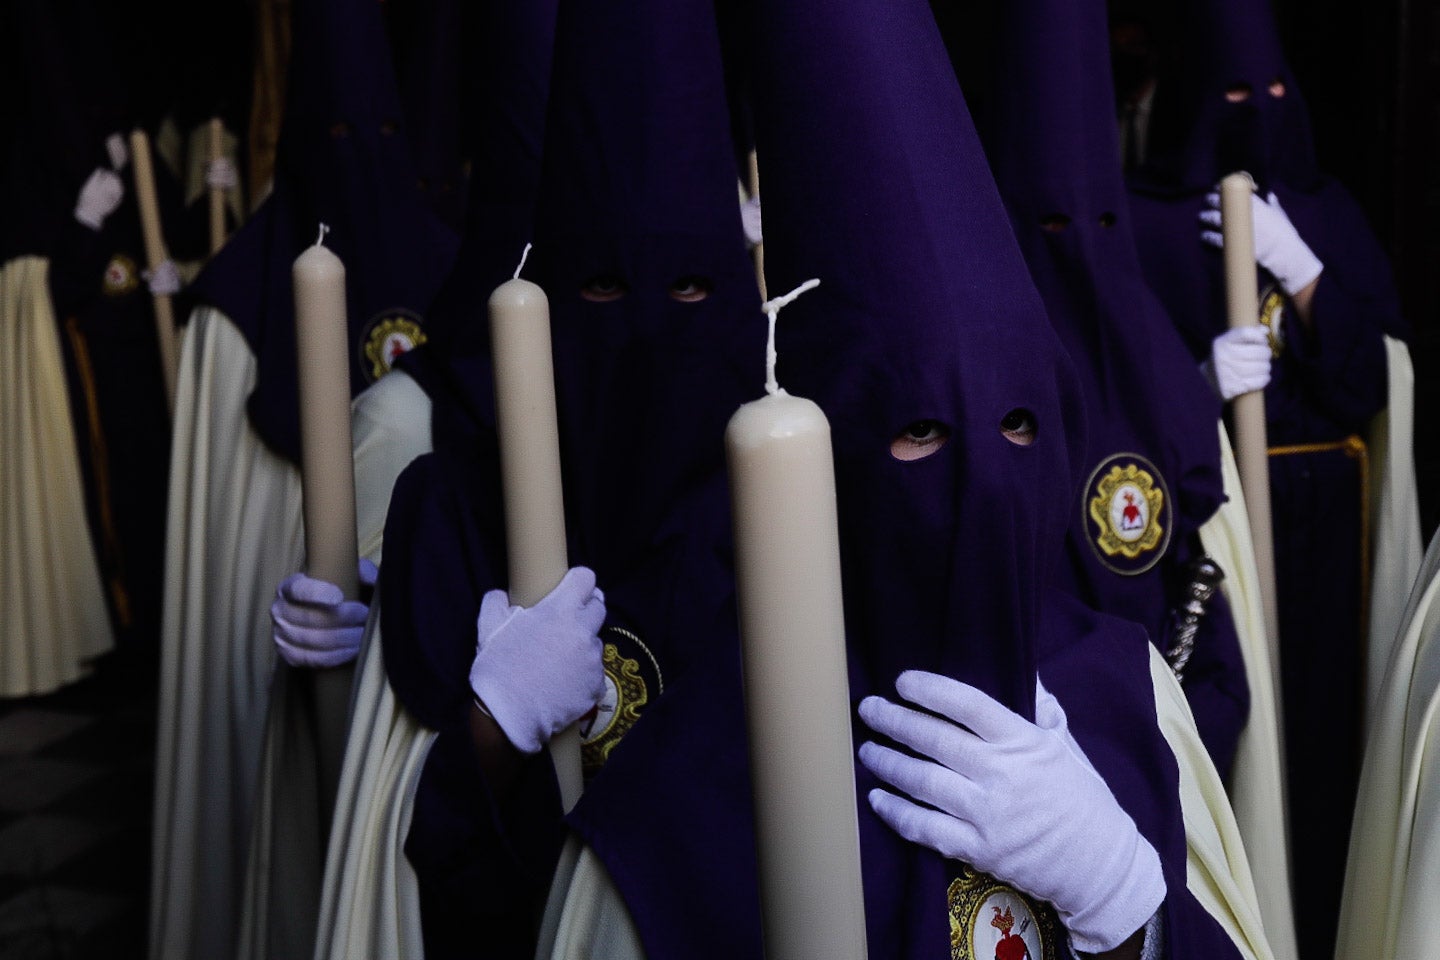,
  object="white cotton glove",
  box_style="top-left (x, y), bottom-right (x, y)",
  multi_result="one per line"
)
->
top-left (469, 566), bottom-right (607, 754)
top-left (105, 133), bottom-right (130, 171)
top-left (206, 155), bottom-right (239, 191)
top-left (740, 195), bottom-right (763, 248)
top-left (270, 559), bottom-right (378, 668)
top-left (1199, 190), bottom-right (1323, 297)
top-left (1202, 326), bottom-right (1272, 401)
top-left (858, 670), bottom-right (1165, 954)
top-left (74, 168), bottom-right (125, 231)
top-left (143, 259), bottom-right (182, 296)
